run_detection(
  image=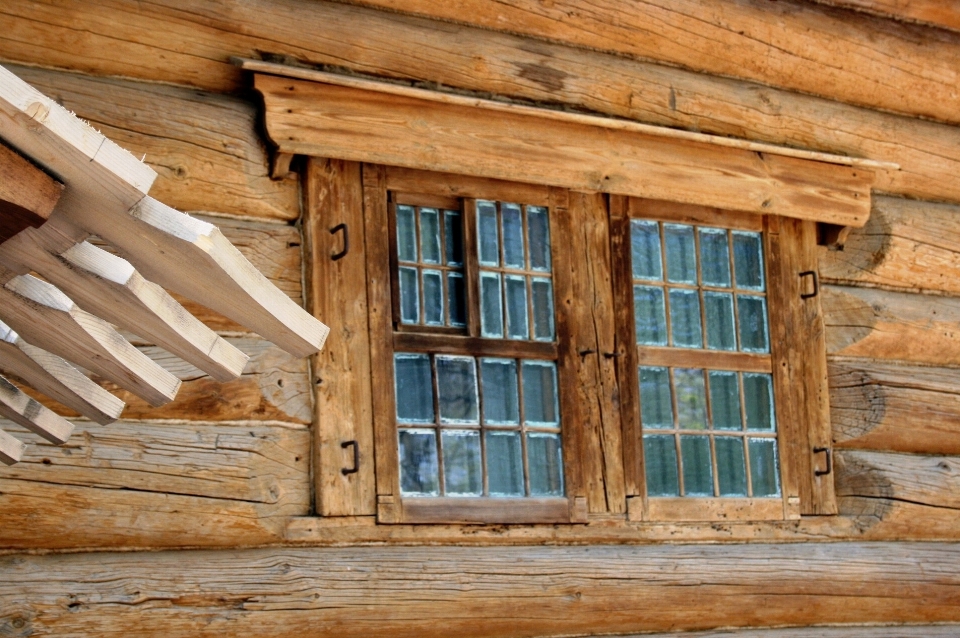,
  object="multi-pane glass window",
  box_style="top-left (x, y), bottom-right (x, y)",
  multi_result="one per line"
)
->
top-left (631, 219), bottom-right (781, 499)
top-left (391, 195), bottom-right (563, 501)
